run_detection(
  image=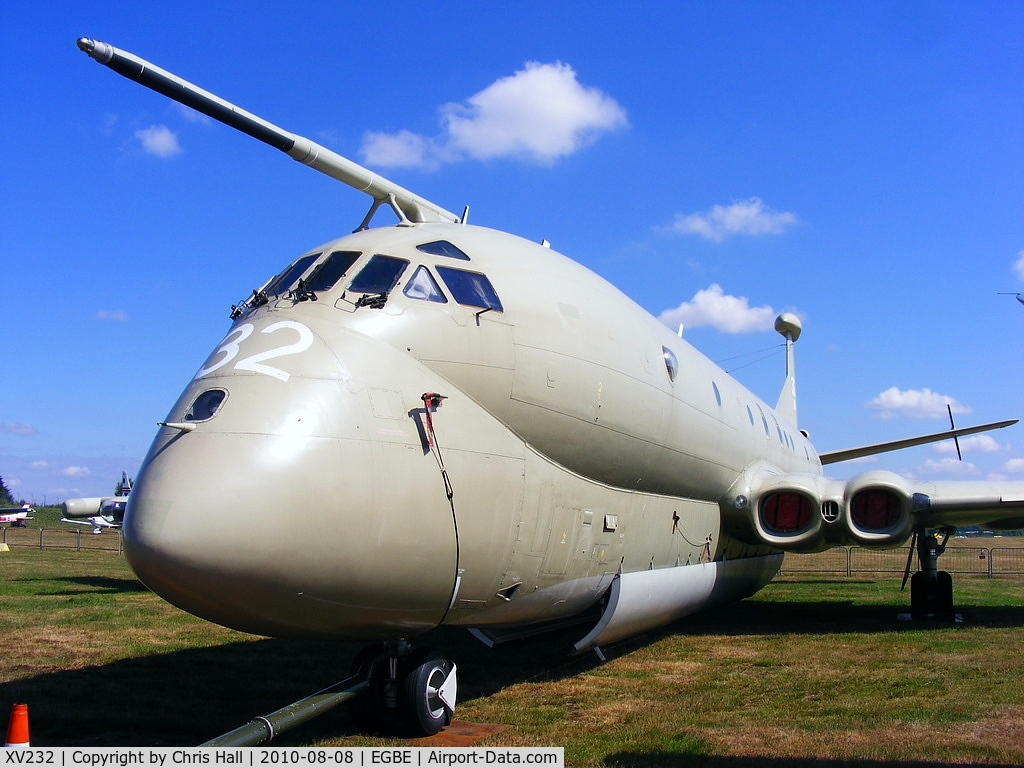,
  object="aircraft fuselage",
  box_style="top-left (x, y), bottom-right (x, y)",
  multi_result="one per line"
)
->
top-left (125, 223), bottom-right (814, 642)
